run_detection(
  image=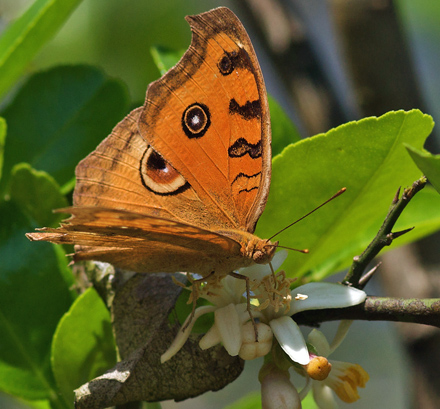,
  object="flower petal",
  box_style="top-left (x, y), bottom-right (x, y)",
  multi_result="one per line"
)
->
top-left (235, 302), bottom-right (264, 324)
top-left (161, 305), bottom-right (216, 363)
top-left (240, 250), bottom-right (288, 280)
top-left (329, 320), bottom-right (352, 354)
top-left (326, 360), bottom-right (369, 402)
top-left (270, 316), bottom-right (310, 365)
top-left (312, 383), bottom-right (339, 409)
top-left (291, 283), bottom-right (366, 314)
top-left (215, 303), bottom-right (242, 356)
top-left (308, 329), bottom-right (331, 357)
top-left (200, 275), bottom-right (246, 306)
top-left (199, 324), bottom-right (221, 350)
